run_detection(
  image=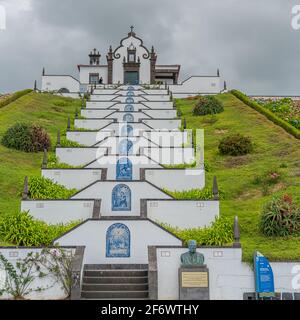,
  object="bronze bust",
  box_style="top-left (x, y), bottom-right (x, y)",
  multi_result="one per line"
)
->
top-left (181, 240), bottom-right (205, 267)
